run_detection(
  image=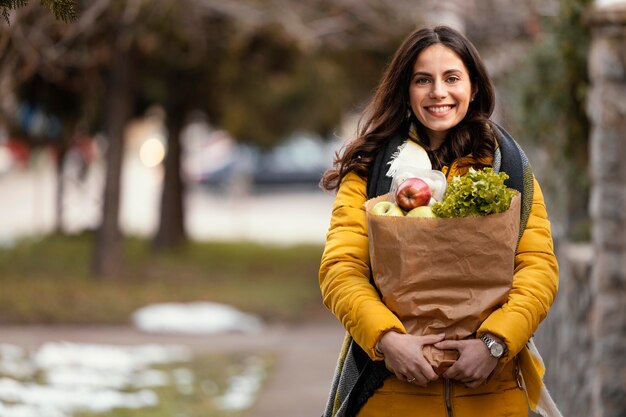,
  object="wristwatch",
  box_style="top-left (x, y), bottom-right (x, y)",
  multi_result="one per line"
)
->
top-left (481, 334), bottom-right (505, 358)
